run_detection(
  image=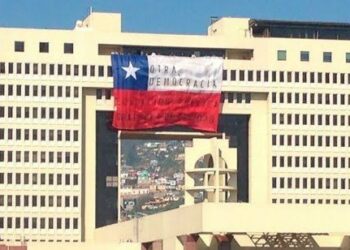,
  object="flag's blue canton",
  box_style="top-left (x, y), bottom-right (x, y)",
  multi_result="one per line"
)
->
top-left (111, 54), bottom-right (149, 90)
